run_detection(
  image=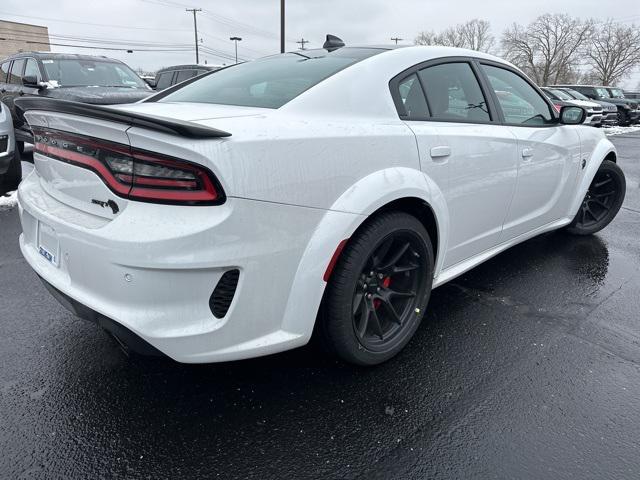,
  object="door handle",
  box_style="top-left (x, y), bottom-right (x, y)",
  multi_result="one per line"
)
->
top-left (430, 146), bottom-right (451, 159)
top-left (521, 148), bottom-right (534, 159)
